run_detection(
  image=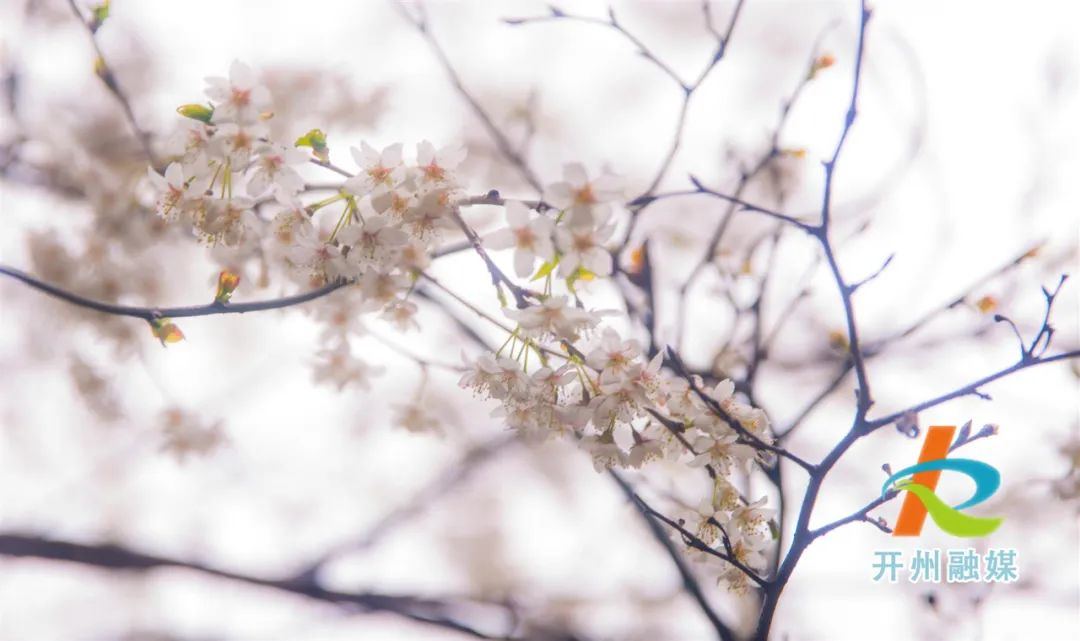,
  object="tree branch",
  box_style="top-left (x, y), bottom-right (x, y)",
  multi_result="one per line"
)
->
top-left (65, 0), bottom-right (158, 167)
top-left (0, 265), bottom-right (349, 322)
top-left (609, 471), bottom-right (738, 641)
top-left (397, 1), bottom-right (543, 192)
top-left (0, 533), bottom-right (519, 640)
